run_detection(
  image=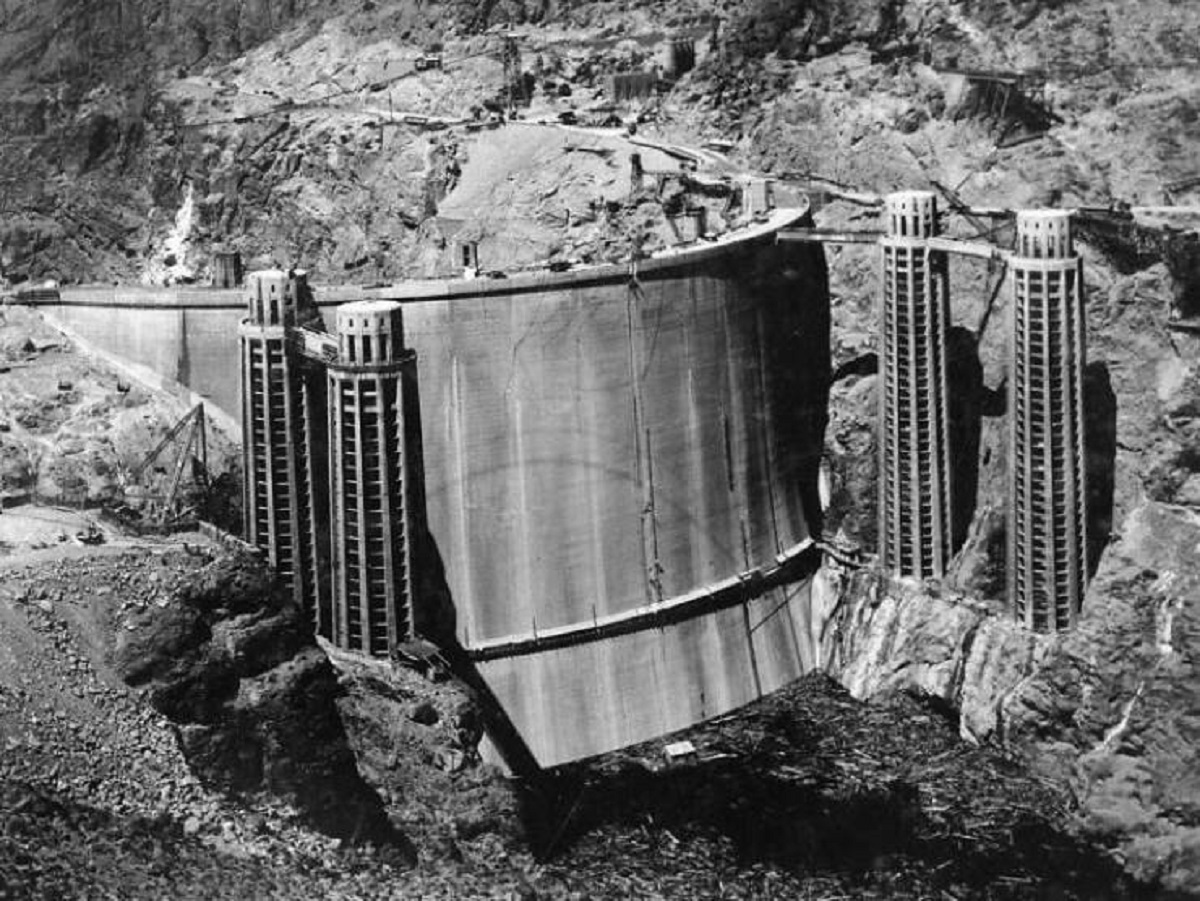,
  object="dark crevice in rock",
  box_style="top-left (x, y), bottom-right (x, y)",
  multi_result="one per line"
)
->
top-left (1084, 361), bottom-right (1117, 581)
top-left (950, 616), bottom-right (985, 706)
top-left (830, 351), bottom-right (878, 384)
